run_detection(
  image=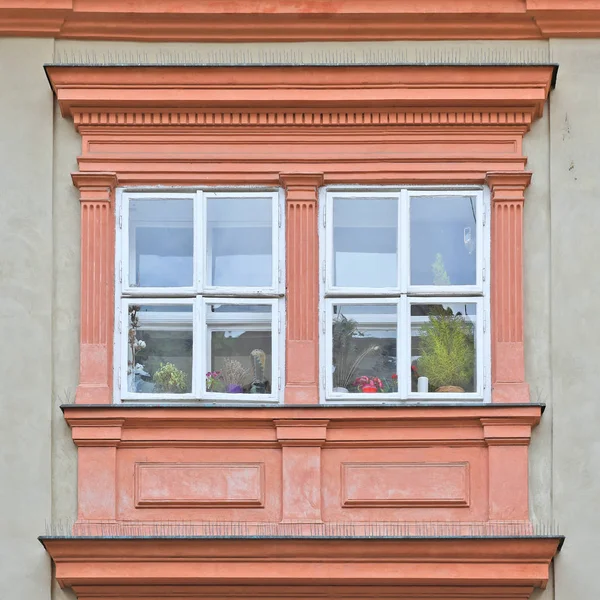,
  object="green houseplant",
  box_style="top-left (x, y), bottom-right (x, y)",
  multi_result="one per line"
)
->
top-left (153, 362), bottom-right (188, 394)
top-left (417, 308), bottom-right (475, 392)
